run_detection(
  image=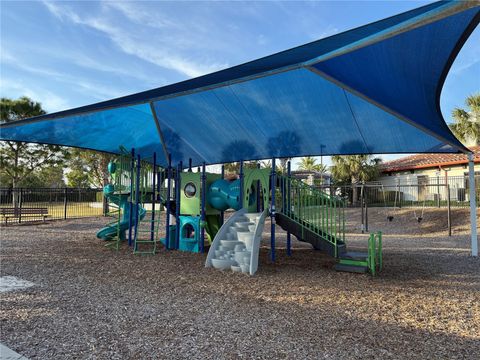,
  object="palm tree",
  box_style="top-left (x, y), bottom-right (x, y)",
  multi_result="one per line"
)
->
top-left (331, 155), bottom-right (381, 205)
top-left (450, 94), bottom-right (480, 146)
top-left (297, 156), bottom-right (327, 173)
